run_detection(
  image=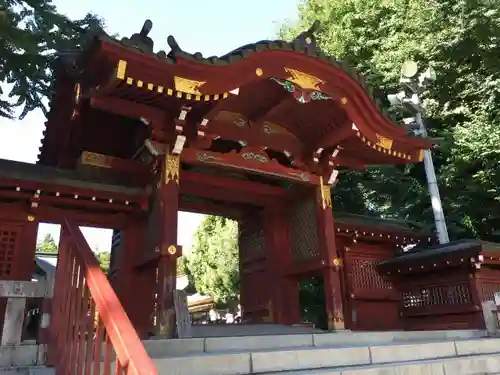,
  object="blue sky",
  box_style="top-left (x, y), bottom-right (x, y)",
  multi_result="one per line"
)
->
top-left (0, 0), bottom-right (300, 253)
